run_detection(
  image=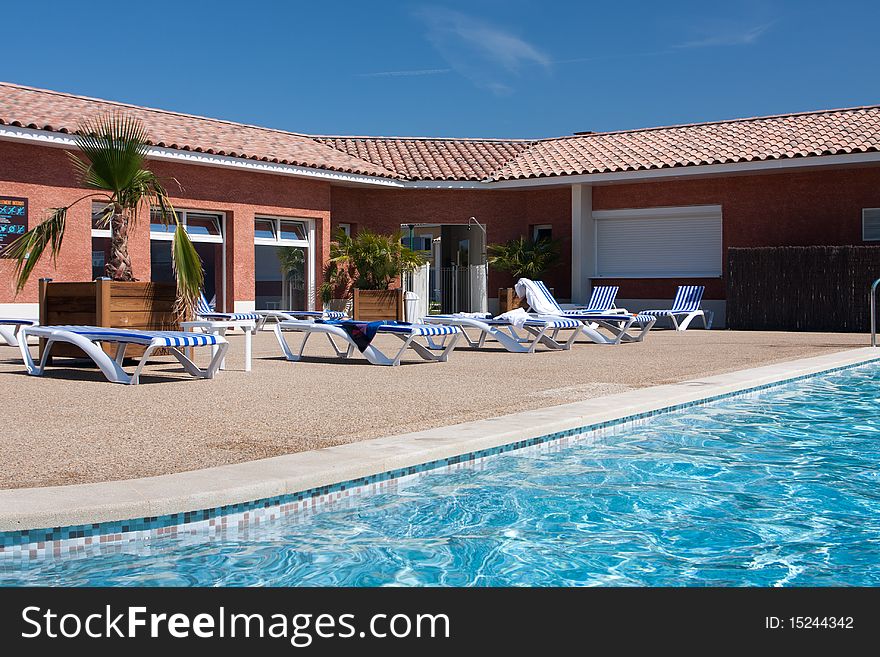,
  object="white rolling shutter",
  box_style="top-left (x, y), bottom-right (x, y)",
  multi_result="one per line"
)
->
top-left (594, 205), bottom-right (722, 278)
